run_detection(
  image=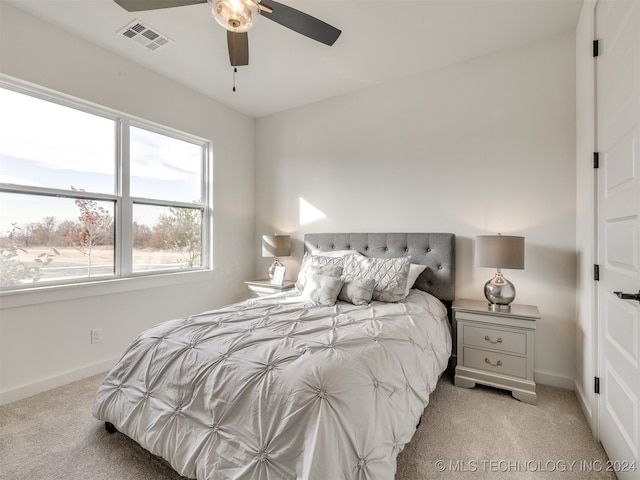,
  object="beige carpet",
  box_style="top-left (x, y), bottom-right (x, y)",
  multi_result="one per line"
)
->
top-left (0, 371), bottom-right (615, 480)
